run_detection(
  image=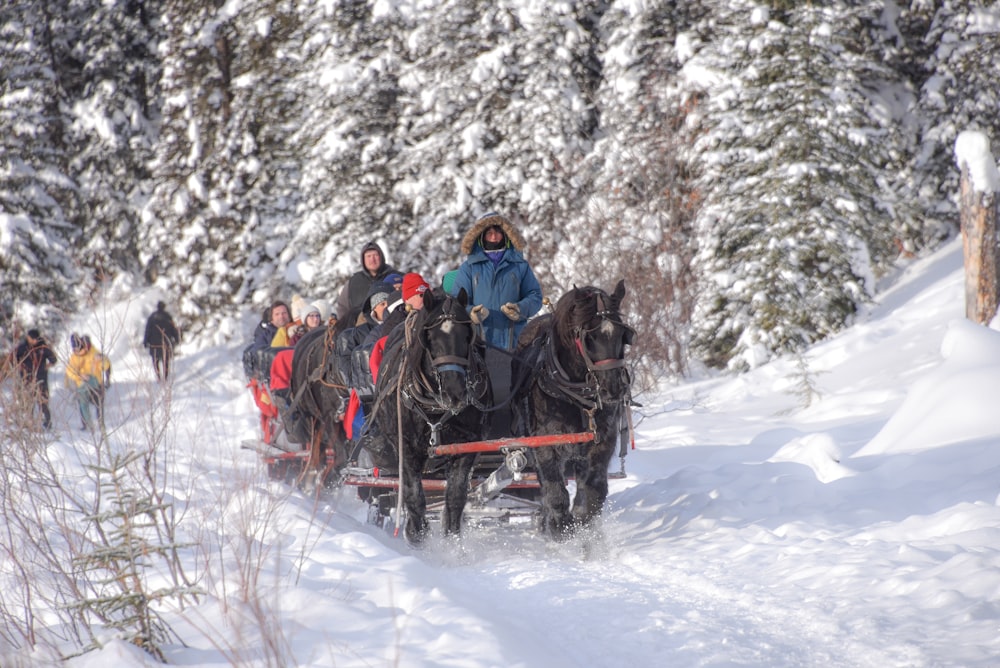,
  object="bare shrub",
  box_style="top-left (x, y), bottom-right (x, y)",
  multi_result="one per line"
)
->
top-left (0, 330), bottom-right (198, 661)
top-left (537, 140), bottom-right (701, 390)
